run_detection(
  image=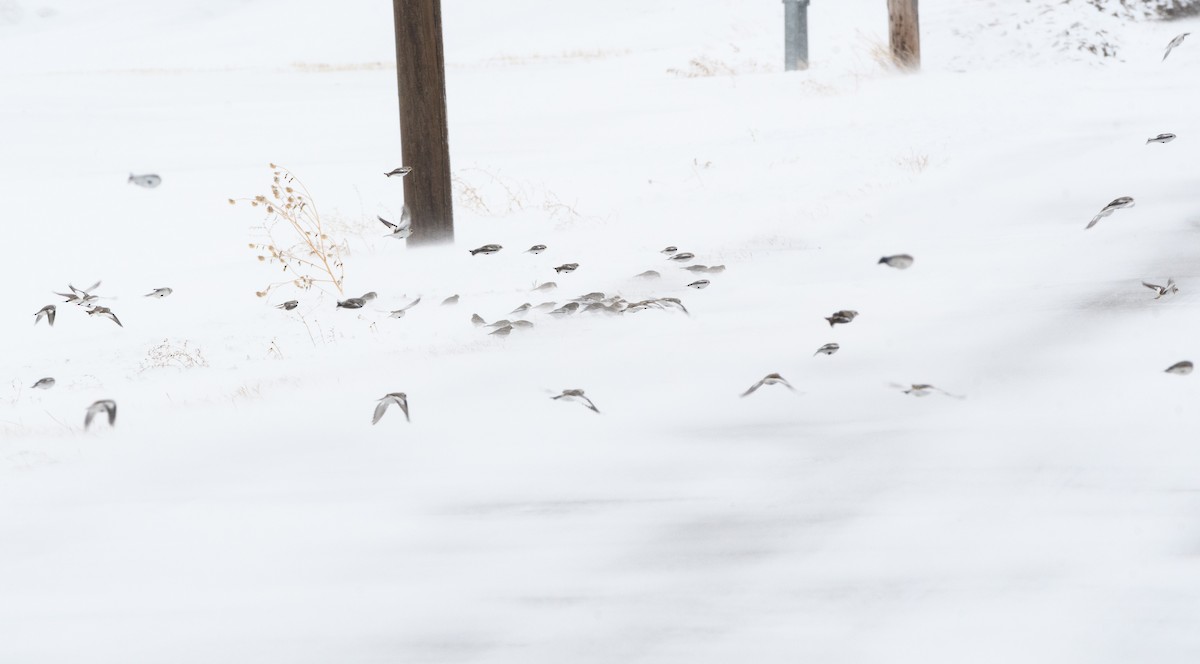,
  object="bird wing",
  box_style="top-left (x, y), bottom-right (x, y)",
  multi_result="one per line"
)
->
top-left (372, 399), bottom-right (391, 425)
top-left (1142, 281), bottom-right (1162, 291)
top-left (84, 406), bottom-right (96, 429)
top-left (1085, 213), bottom-right (1104, 230)
top-left (580, 395), bottom-right (600, 413)
top-left (110, 312), bottom-right (123, 327)
top-left (740, 379), bottom-right (765, 397)
top-left (399, 206), bottom-right (412, 229)
top-left (377, 215), bottom-right (396, 230)
top-left (402, 297), bottom-right (421, 311)
top-left (105, 401), bottom-right (117, 425)
top-left (398, 397), bottom-right (410, 422)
